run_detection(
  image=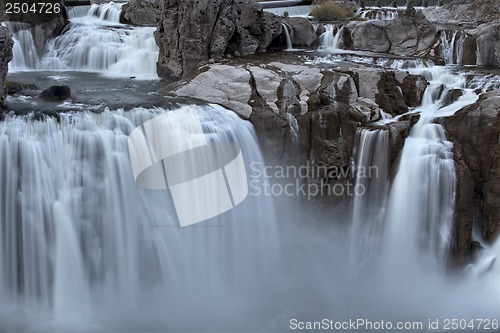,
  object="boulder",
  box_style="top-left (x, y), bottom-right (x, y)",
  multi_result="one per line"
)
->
top-left (120, 0), bottom-right (160, 26)
top-left (0, 27), bottom-right (14, 107)
top-left (282, 17), bottom-right (318, 47)
top-left (39, 85), bottom-right (71, 101)
top-left (350, 21), bottom-right (390, 53)
top-left (348, 10), bottom-right (438, 59)
top-left (441, 92), bottom-right (500, 261)
top-left (155, 0), bottom-right (282, 79)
